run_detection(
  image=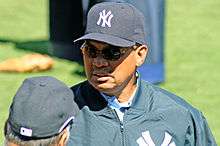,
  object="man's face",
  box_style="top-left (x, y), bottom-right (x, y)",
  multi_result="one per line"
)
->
top-left (81, 40), bottom-right (147, 95)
